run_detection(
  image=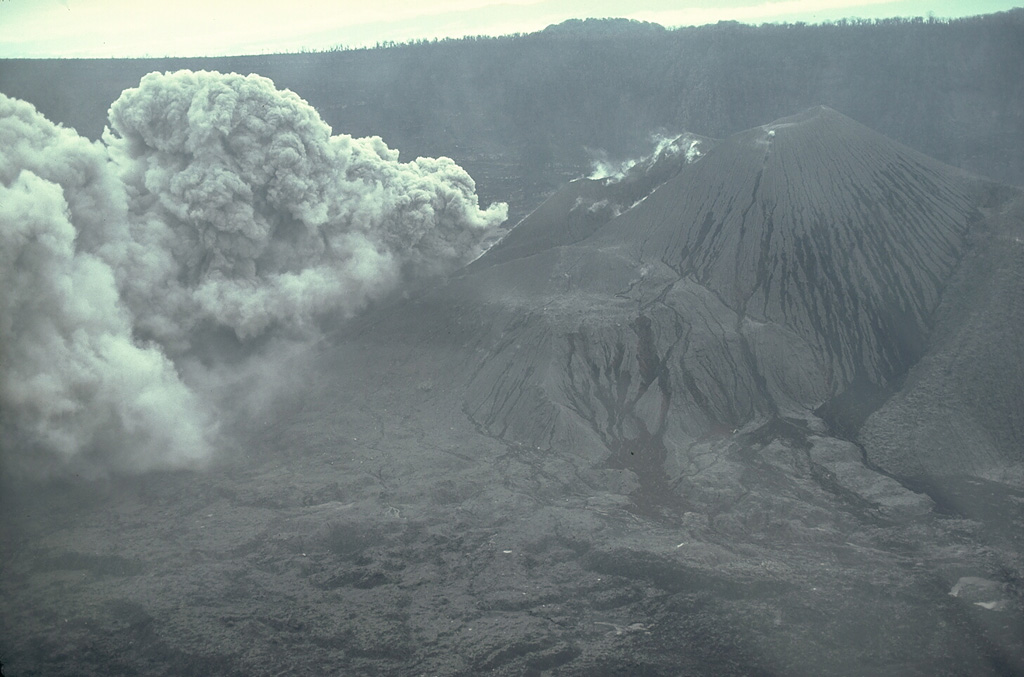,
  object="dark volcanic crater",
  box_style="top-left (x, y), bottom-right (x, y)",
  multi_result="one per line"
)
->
top-left (2, 107), bottom-right (1023, 676)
